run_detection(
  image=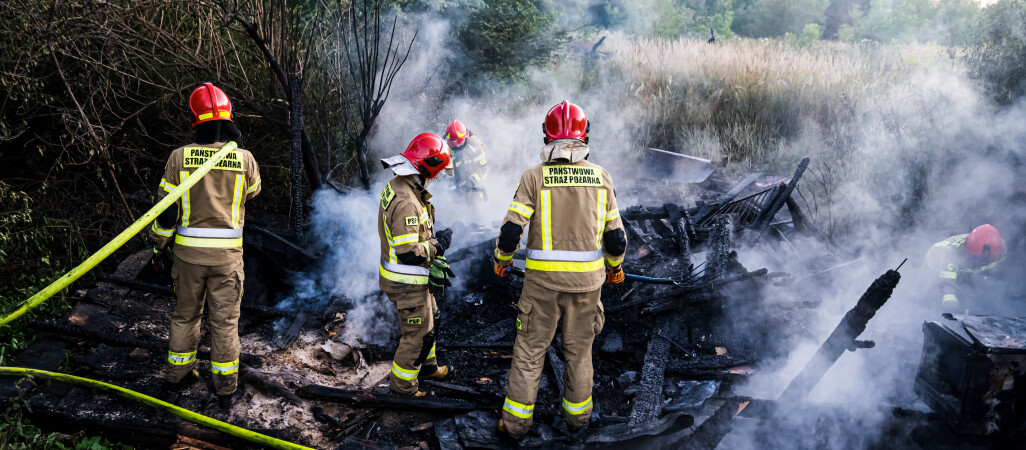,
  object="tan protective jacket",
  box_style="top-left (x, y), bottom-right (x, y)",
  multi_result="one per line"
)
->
top-left (925, 233), bottom-right (1003, 286)
top-left (150, 142), bottom-right (261, 266)
top-left (377, 175), bottom-right (440, 294)
top-left (495, 140), bottom-right (626, 293)
top-left (452, 134), bottom-right (488, 188)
